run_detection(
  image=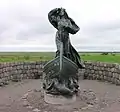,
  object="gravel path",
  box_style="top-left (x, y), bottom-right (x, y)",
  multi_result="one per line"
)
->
top-left (0, 79), bottom-right (41, 112)
top-left (0, 79), bottom-right (120, 112)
